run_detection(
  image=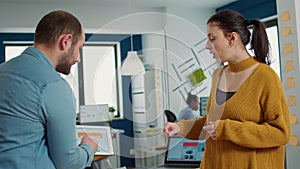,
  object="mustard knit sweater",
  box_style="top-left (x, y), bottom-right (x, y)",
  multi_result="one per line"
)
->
top-left (178, 58), bottom-right (290, 169)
